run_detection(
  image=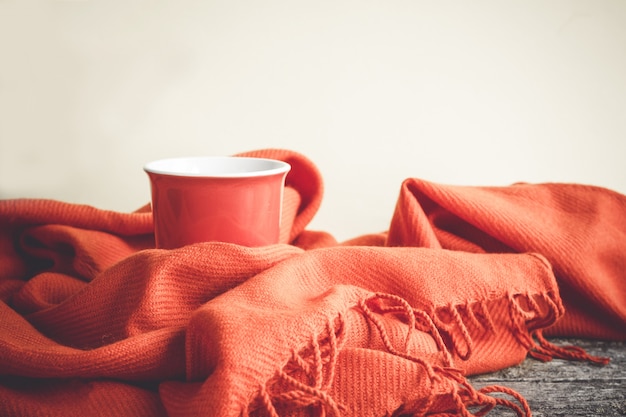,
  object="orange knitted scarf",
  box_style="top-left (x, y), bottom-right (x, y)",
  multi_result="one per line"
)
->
top-left (1, 149), bottom-right (624, 416)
